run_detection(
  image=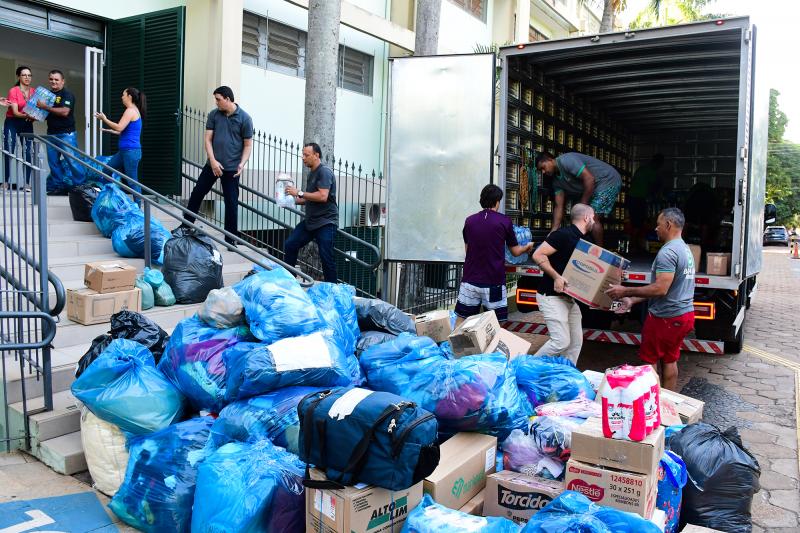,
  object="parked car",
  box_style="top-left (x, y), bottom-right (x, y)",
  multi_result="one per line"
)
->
top-left (764, 226), bottom-right (789, 246)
